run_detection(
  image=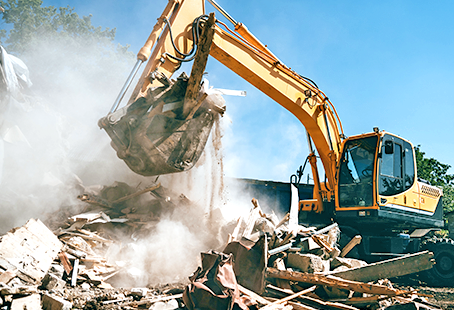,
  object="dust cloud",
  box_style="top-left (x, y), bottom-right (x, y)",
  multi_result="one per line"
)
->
top-left (0, 33), bottom-right (253, 287)
top-left (0, 35), bottom-right (138, 232)
top-left (104, 118), bottom-right (233, 287)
